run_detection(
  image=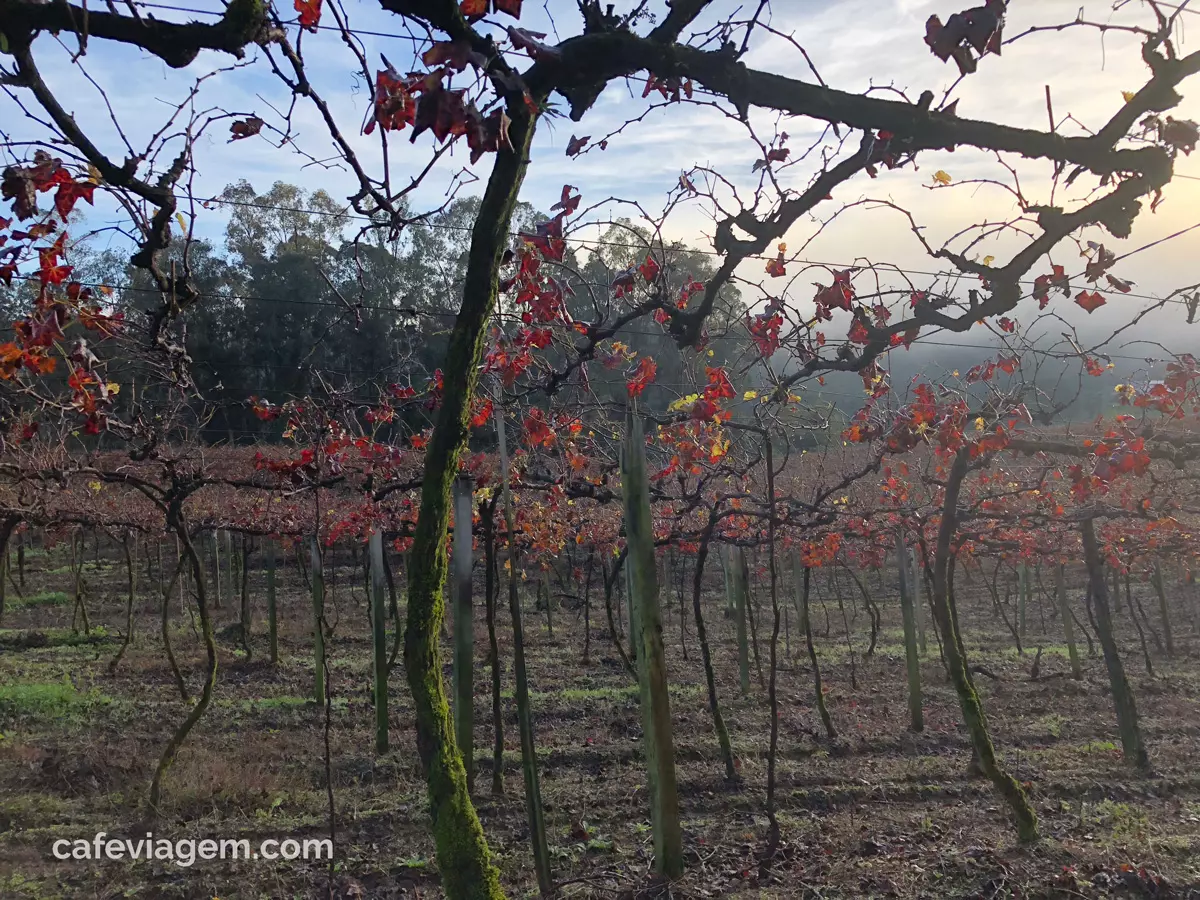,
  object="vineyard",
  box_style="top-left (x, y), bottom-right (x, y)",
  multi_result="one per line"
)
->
top-left (2, 0), bottom-right (1200, 898)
